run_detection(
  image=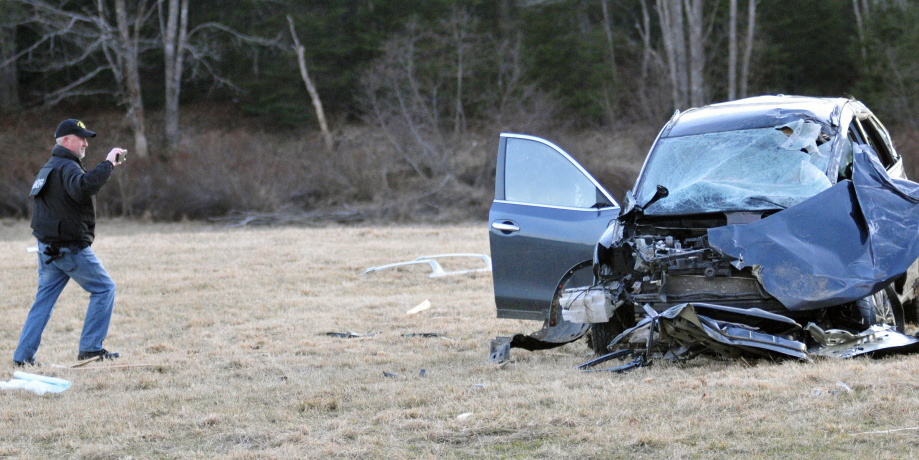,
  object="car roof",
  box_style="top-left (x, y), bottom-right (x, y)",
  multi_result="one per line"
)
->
top-left (664, 95), bottom-right (857, 138)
